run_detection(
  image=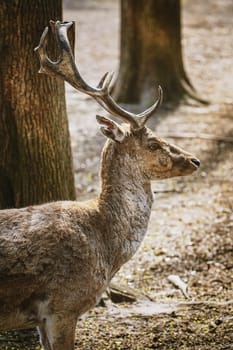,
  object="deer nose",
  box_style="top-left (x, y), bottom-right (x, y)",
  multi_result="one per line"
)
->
top-left (190, 158), bottom-right (200, 167)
